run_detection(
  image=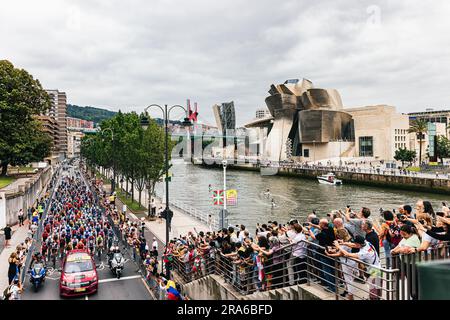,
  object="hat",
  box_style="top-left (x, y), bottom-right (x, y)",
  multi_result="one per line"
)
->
top-left (351, 235), bottom-right (366, 245)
